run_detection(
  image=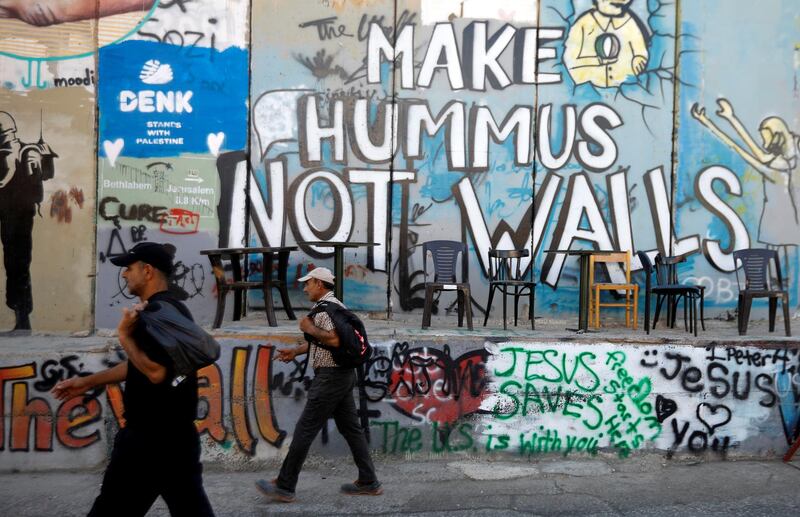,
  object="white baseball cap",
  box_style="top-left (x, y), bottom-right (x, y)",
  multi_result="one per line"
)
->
top-left (298, 267), bottom-right (335, 284)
